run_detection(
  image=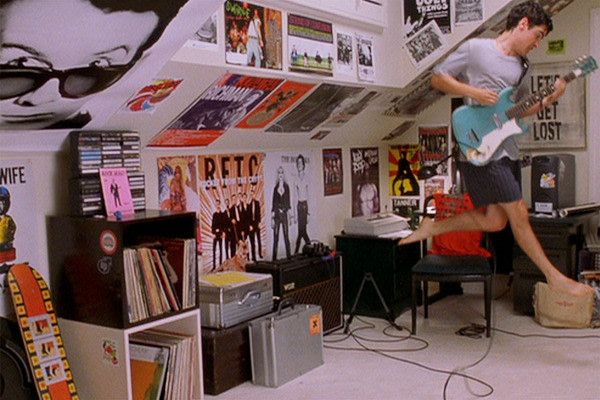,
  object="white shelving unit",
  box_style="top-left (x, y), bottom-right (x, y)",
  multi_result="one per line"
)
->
top-left (60, 308), bottom-right (203, 400)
